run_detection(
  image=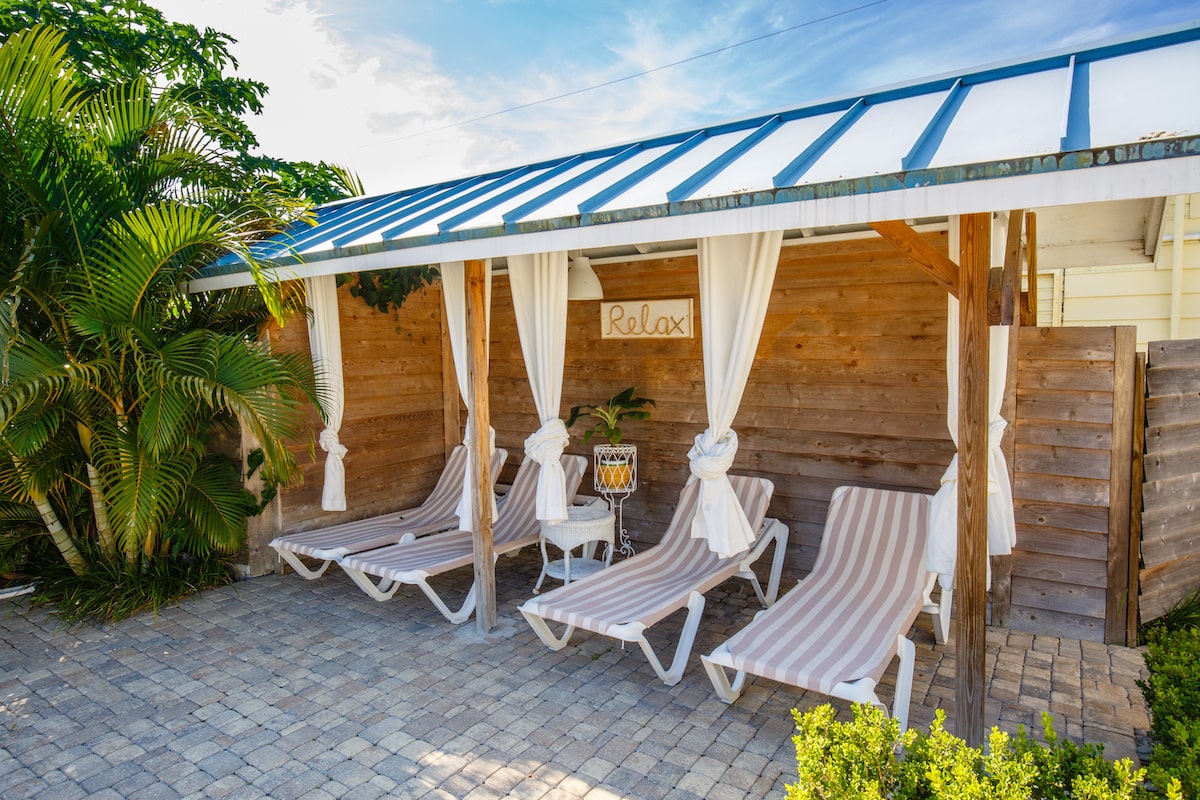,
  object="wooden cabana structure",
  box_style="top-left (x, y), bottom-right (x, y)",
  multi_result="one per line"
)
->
top-left (193, 23), bottom-right (1200, 745)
